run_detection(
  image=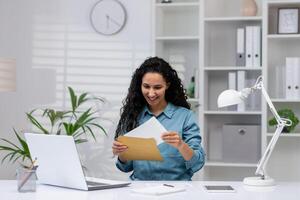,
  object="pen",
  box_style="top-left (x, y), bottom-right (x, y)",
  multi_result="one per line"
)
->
top-left (163, 184), bottom-right (174, 187)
